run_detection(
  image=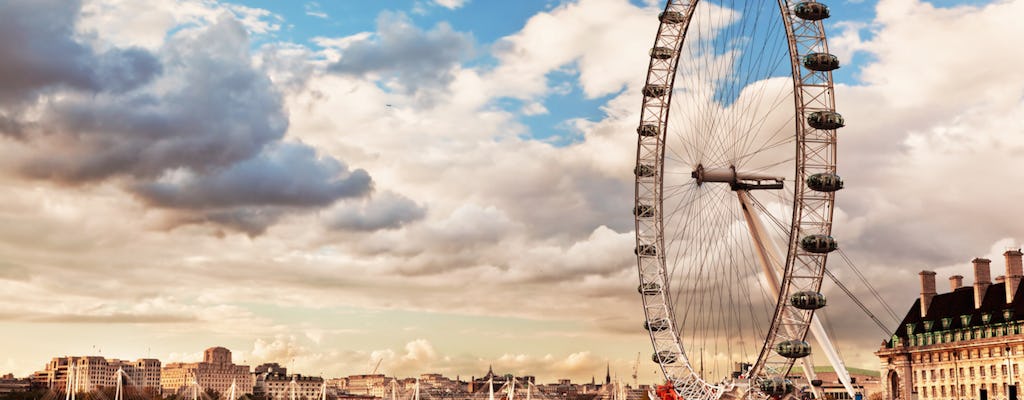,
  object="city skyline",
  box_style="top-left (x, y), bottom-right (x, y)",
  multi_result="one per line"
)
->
top-left (2, 0), bottom-right (1024, 388)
